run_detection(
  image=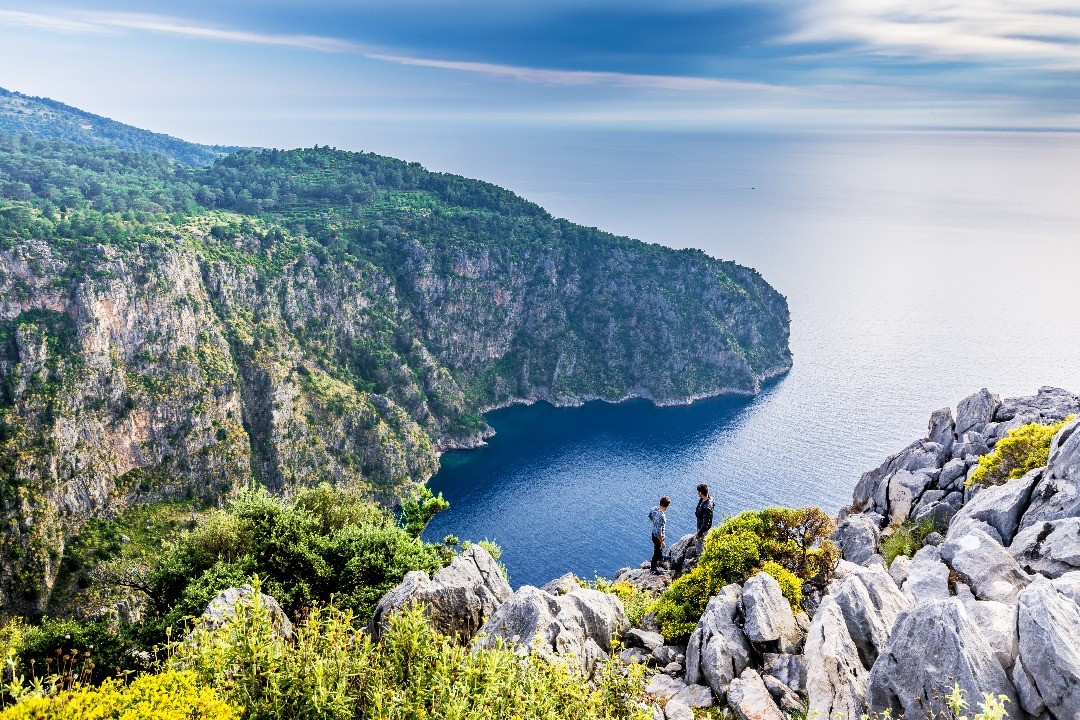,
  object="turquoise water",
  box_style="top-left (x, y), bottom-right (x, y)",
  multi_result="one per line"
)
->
top-left (421, 130), bottom-right (1080, 588)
